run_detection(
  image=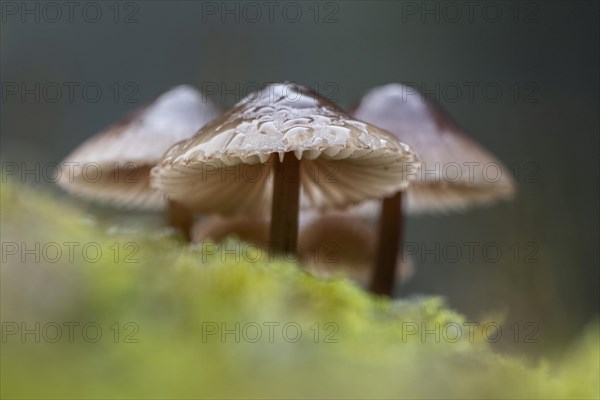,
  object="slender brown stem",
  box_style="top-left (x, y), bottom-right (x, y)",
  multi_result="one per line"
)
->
top-left (369, 191), bottom-right (403, 297)
top-left (167, 200), bottom-right (193, 242)
top-left (270, 152), bottom-right (300, 258)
